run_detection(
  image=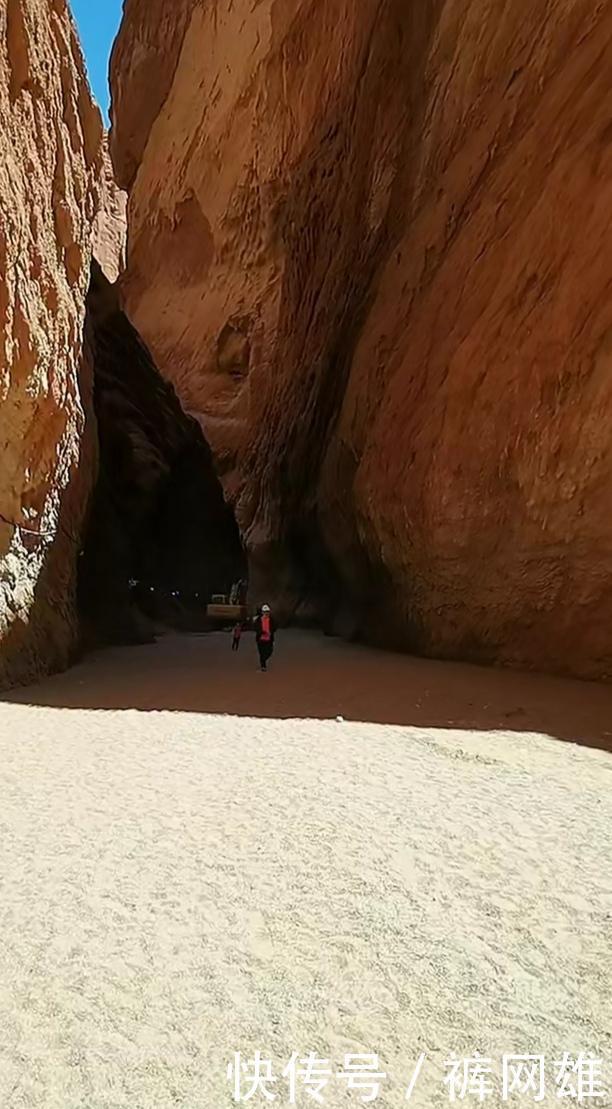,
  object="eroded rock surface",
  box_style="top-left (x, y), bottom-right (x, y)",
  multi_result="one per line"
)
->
top-left (0, 0), bottom-right (103, 688)
top-left (93, 136), bottom-right (127, 284)
top-left (111, 0), bottom-right (612, 677)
